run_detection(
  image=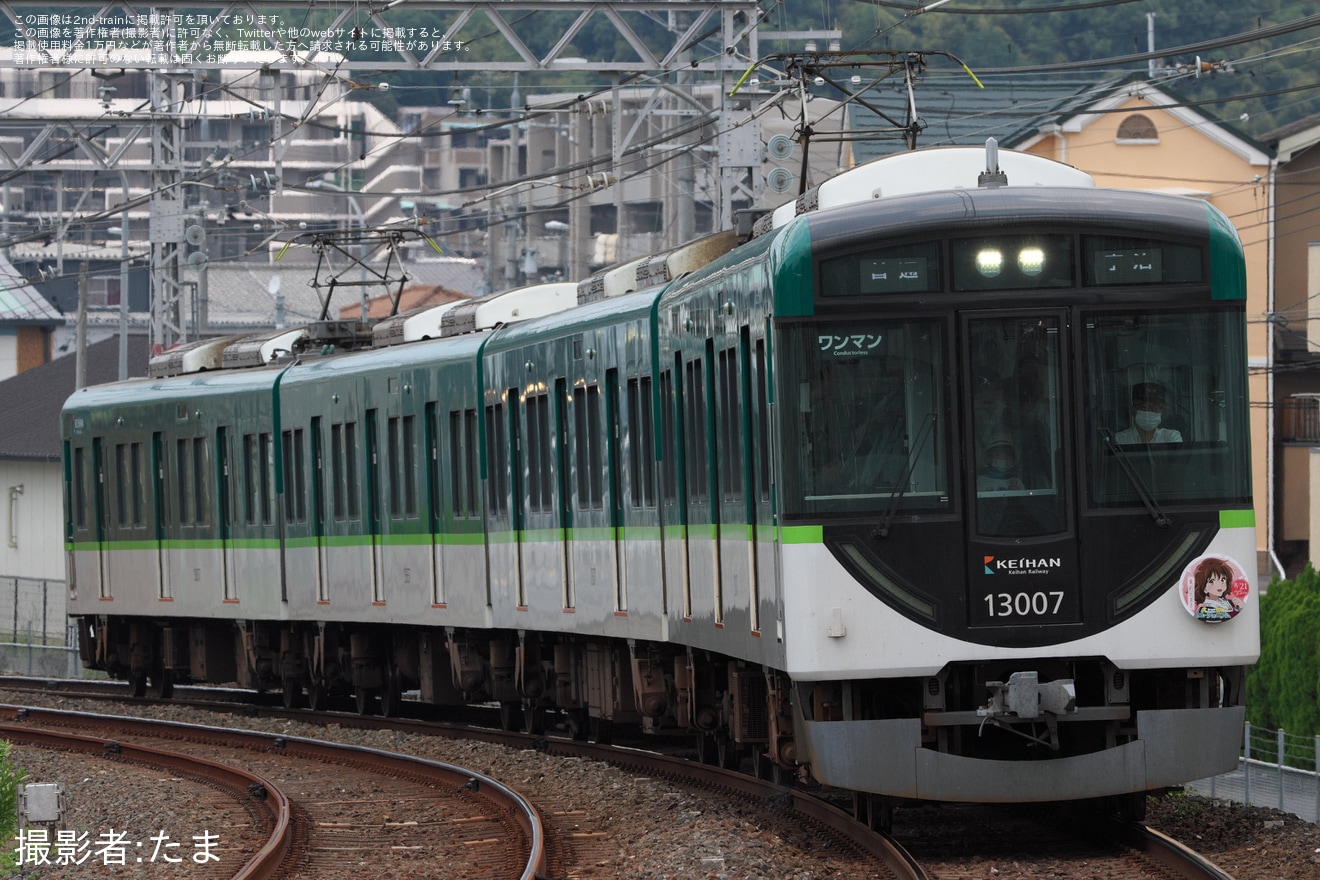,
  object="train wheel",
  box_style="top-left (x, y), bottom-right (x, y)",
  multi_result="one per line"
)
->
top-left (379, 667), bottom-right (401, 718)
top-left (127, 671), bottom-right (147, 699)
top-left (354, 686), bottom-right (372, 716)
top-left (282, 679), bottom-right (302, 710)
top-left (521, 701), bottom-right (545, 735)
top-left (498, 701), bottom-right (523, 732)
top-left (147, 665), bottom-right (174, 700)
top-left (588, 717), bottom-right (612, 744)
top-left (867, 795), bottom-right (893, 834)
top-left (716, 735), bottom-right (739, 770)
top-left (567, 709), bottom-right (590, 741)
top-left (307, 681), bottom-right (327, 711)
top-left (695, 732), bottom-right (717, 765)
top-left (1117, 792), bottom-right (1147, 822)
